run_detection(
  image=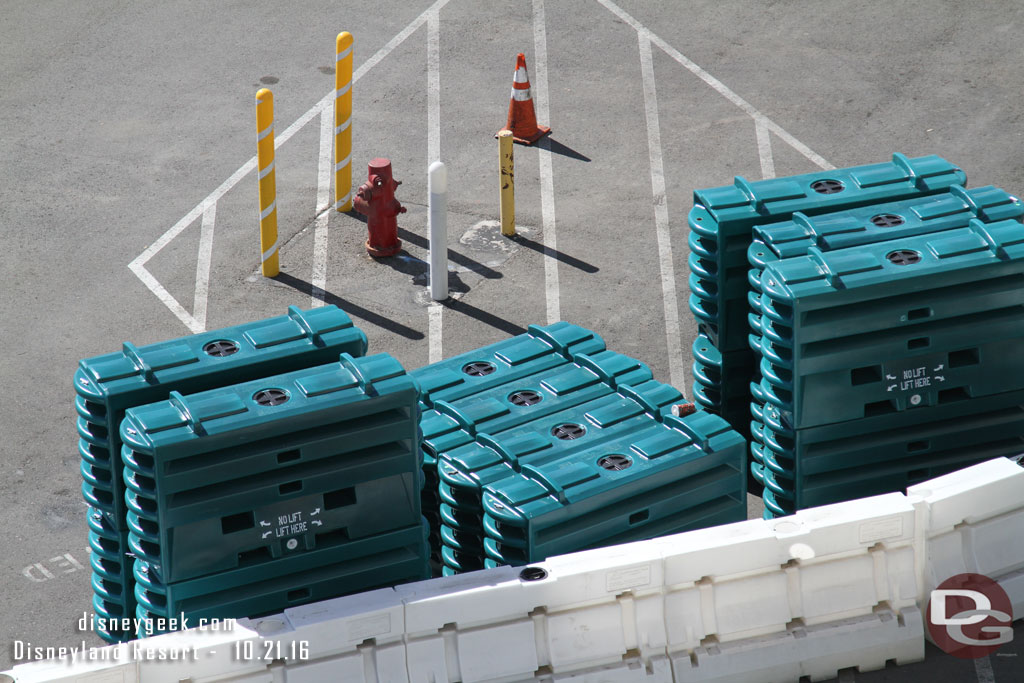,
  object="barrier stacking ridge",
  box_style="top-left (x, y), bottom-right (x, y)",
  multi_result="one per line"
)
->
top-left (12, 458), bottom-right (1022, 682)
top-left (410, 321), bottom-right (605, 408)
top-left (480, 409), bottom-right (746, 567)
top-left (746, 184), bottom-right (1023, 347)
top-left (437, 379), bottom-right (683, 574)
top-left (76, 305), bottom-right (366, 643)
top-left (688, 153), bottom-right (967, 352)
